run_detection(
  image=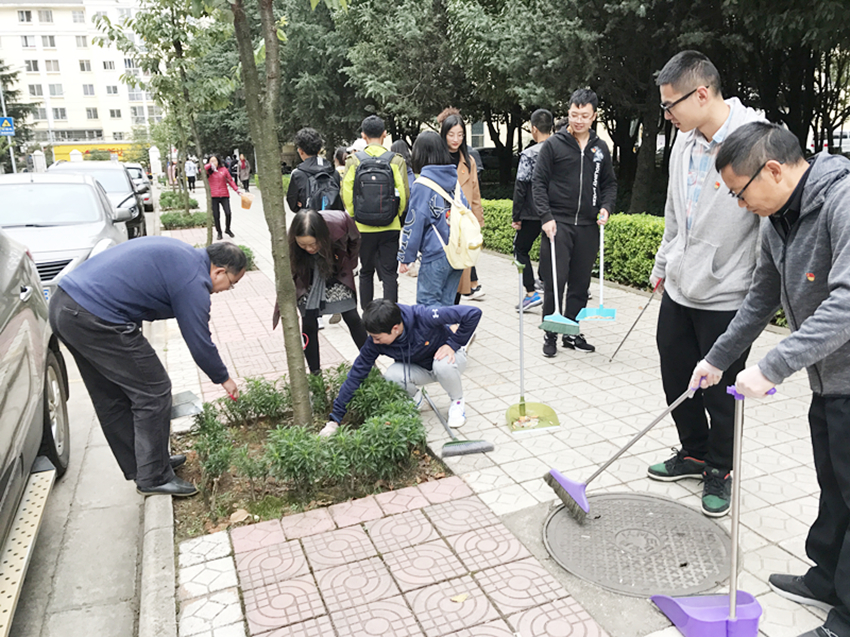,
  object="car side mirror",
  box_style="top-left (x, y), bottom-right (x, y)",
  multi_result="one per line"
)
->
top-left (135, 183), bottom-right (150, 194)
top-left (113, 207), bottom-right (134, 223)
